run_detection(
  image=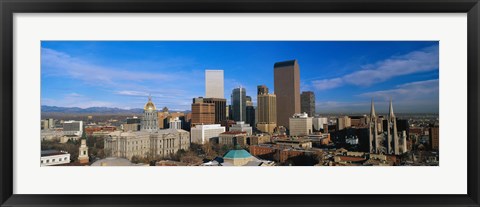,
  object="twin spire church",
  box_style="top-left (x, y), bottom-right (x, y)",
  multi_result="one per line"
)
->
top-left (368, 99), bottom-right (406, 155)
